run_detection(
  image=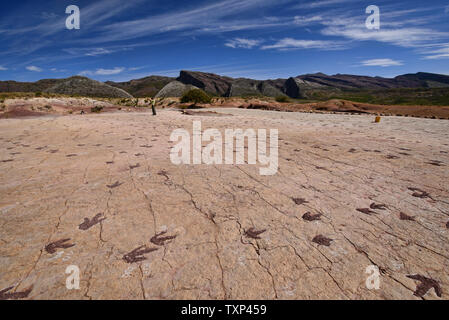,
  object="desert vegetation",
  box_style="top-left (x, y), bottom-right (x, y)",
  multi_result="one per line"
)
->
top-left (180, 89), bottom-right (212, 104)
